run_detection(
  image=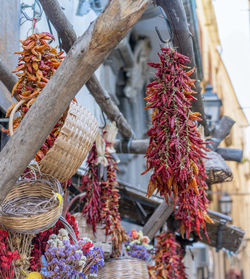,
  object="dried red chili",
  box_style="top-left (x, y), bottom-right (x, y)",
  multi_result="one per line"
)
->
top-left (143, 48), bottom-right (213, 239)
top-left (148, 232), bottom-right (187, 279)
top-left (0, 229), bottom-right (19, 279)
top-left (80, 127), bottom-right (127, 257)
top-left (80, 143), bottom-right (103, 233)
top-left (2, 32), bottom-right (75, 163)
